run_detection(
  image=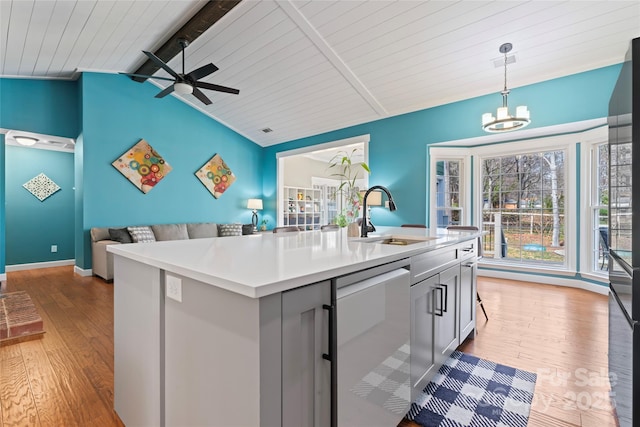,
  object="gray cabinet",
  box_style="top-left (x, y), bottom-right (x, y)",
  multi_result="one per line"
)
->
top-left (410, 274), bottom-right (438, 398)
top-left (281, 280), bottom-right (331, 427)
top-left (459, 258), bottom-right (477, 342)
top-left (435, 265), bottom-right (460, 364)
top-left (409, 240), bottom-right (477, 399)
